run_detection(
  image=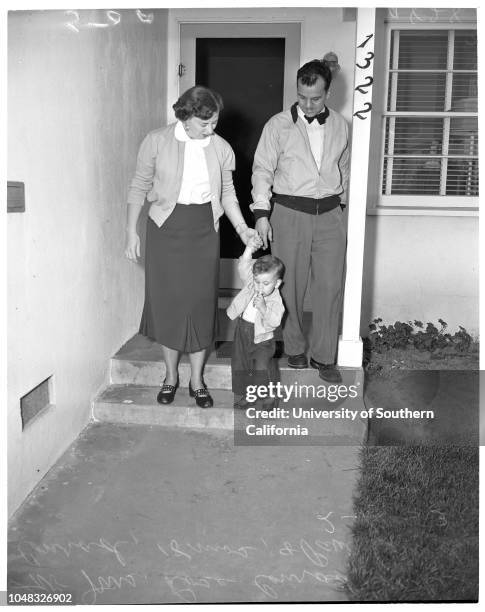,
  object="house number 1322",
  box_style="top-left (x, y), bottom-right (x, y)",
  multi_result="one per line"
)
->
top-left (353, 34), bottom-right (374, 120)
